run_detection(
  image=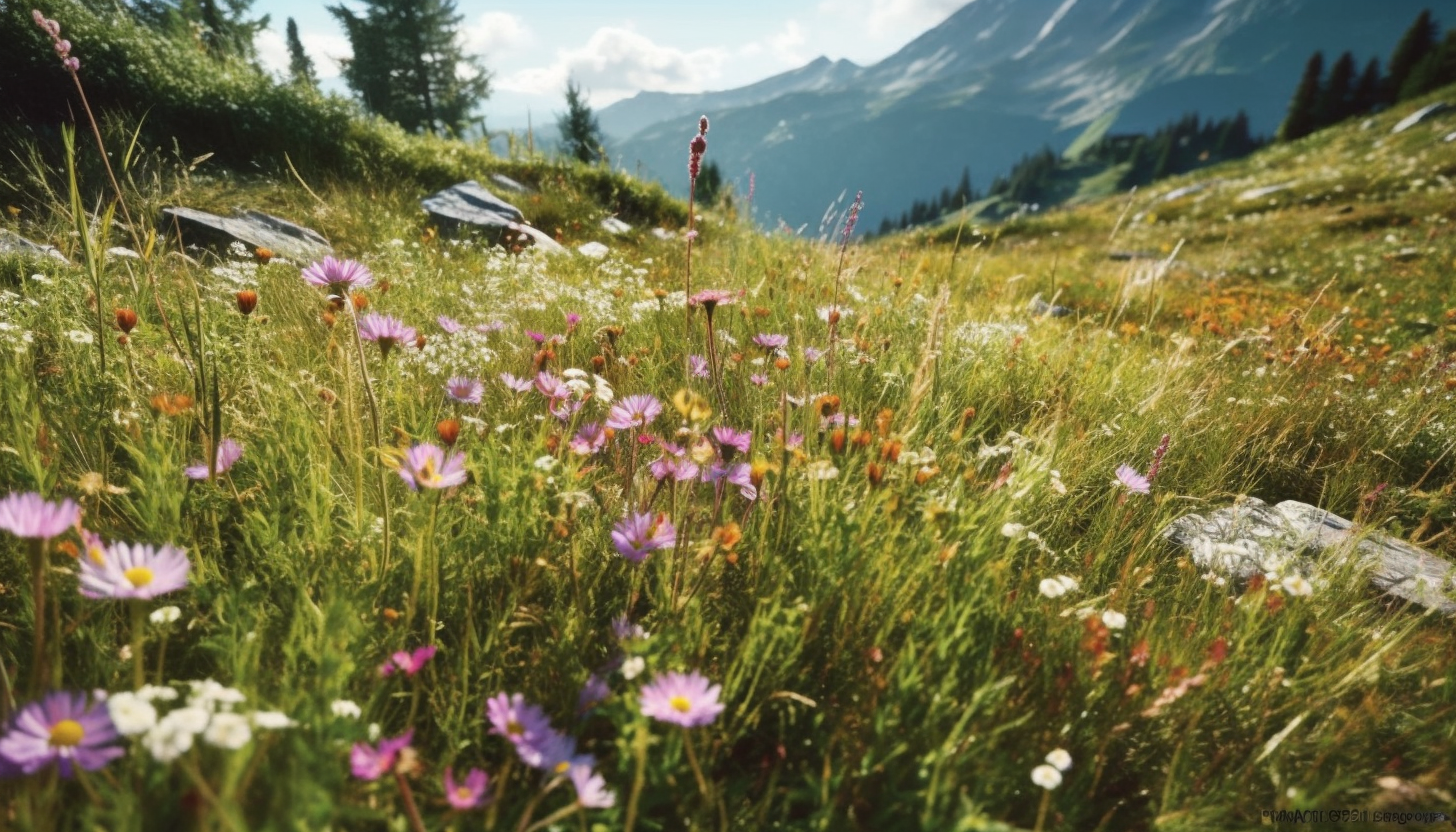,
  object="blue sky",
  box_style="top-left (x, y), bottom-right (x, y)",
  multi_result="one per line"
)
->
top-left (251, 0), bottom-right (966, 129)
